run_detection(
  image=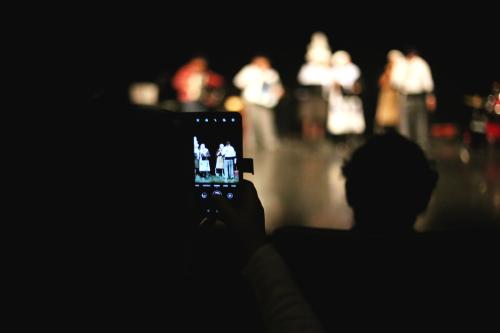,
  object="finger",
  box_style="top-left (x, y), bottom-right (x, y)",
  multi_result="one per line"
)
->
top-left (212, 180), bottom-right (261, 225)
